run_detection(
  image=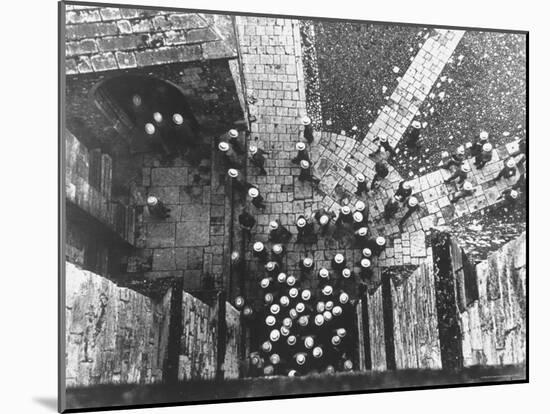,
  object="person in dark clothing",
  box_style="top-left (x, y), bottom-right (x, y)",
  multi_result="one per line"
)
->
top-left (335, 206), bottom-right (353, 226)
top-left (302, 116), bottom-right (314, 144)
top-left (224, 129), bottom-right (244, 154)
top-left (296, 215), bottom-right (316, 243)
top-left (354, 227), bottom-right (369, 246)
top-left (358, 258), bottom-right (373, 280)
top-left (470, 131), bottom-right (490, 159)
top-left (444, 163), bottom-right (470, 184)
top-left (441, 145), bottom-right (466, 170)
top-left (249, 145), bottom-right (269, 175)
top-left (268, 219), bottom-right (292, 243)
top-left (384, 195), bottom-right (400, 221)
top-left (355, 173), bottom-right (368, 196)
top-left (496, 188), bottom-right (520, 207)
top-left (394, 180), bottom-right (413, 202)
top-left (371, 161), bottom-right (389, 190)
top-left (369, 135), bottom-right (396, 158)
top-left (227, 168), bottom-right (253, 193)
top-left (474, 143), bottom-right (493, 169)
top-left (292, 142), bottom-right (310, 165)
top-left (218, 141), bottom-right (242, 168)
top-left (493, 157), bottom-right (517, 181)
top-left (248, 187), bottom-right (266, 210)
top-left (298, 160), bottom-right (319, 183)
top-left (512, 171), bottom-right (526, 192)
top-left (146, 196), bottom-right (171, 219)
top-left (450, 181), bottom-right (475, 203)
top-left (300, 257), bottom-right (314, 273)
top-left (314, 208), bottom-right (335, 235)
top-left (172, 112), bottom-right (200, 157)
top-left (252, 241), bottom-right (268, 262)
top-left (398, 196), bottom-right (420, 231)
top-left (403, 120), bottom-right (422, 150)
top-left (364, 236), bottom-right (387, 256)
top-left (239, 209), bottom-right (256, 235)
